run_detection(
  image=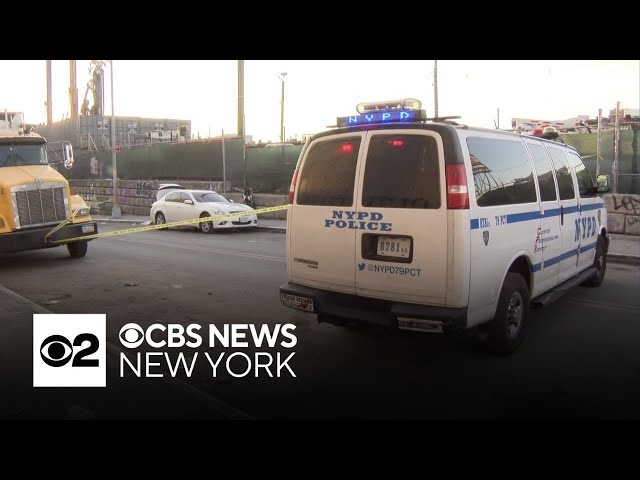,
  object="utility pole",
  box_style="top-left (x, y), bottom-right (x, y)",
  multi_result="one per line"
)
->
top-left (433, 60), bottom-right (438, 119)
top-left (46, 61), bottom-right (52, 125)
top-left (238, 60), bottom-right (245, 139)
top-left (596, 108), bottom-right (602, 179)
top-left (280, 72), bottom-right (287, 143)
top-left (69, 60), bottom-right (78, 118)
top-left (221, 128), bottom-right (226, 193)
top-left (110, 60), bottom-right (121, 218)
